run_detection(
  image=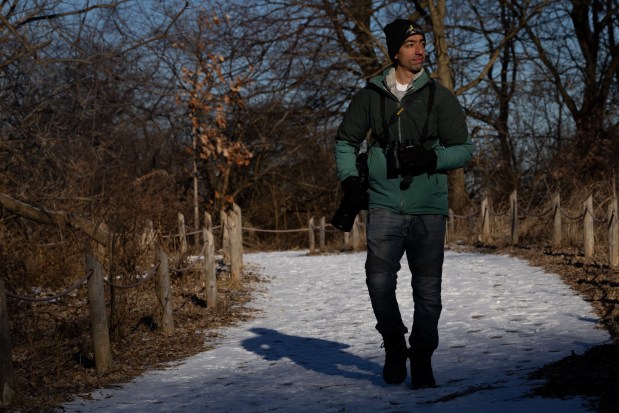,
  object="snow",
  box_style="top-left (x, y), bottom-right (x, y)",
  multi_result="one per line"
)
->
top-left (60, 250), bottom-right (611, 412)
